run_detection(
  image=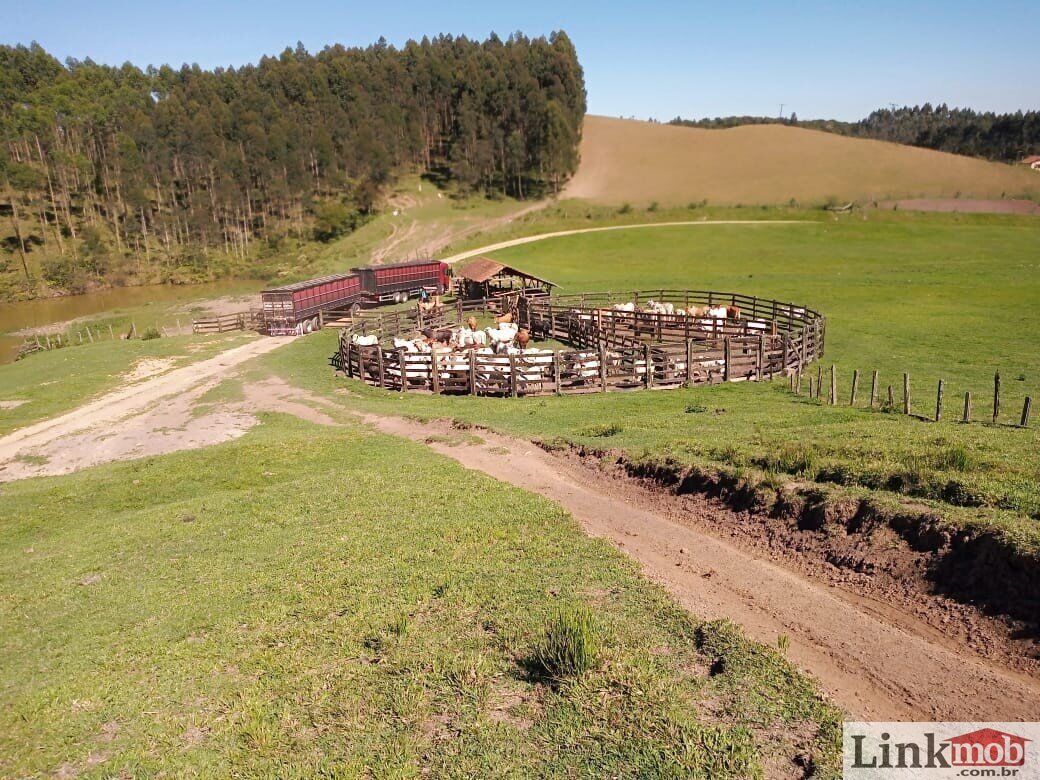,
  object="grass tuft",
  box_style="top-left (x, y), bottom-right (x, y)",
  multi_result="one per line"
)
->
top-left (577, 422), bottom-right (622, 437)
top-left (531, 605), bottom-right (601, 680)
